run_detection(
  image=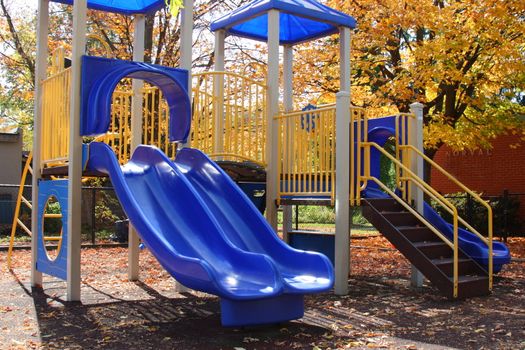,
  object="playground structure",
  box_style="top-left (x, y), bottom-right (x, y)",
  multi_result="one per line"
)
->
top-left (8, 0), bottom-right (511, 326)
